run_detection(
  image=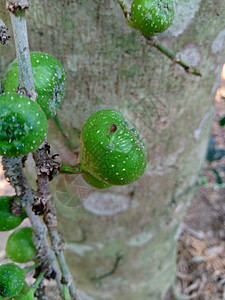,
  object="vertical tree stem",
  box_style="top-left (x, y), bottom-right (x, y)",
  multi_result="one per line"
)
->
top-left (5, 1), bottom-right (64, 298)
top-left (8, 1), bottom-right (37, 99)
